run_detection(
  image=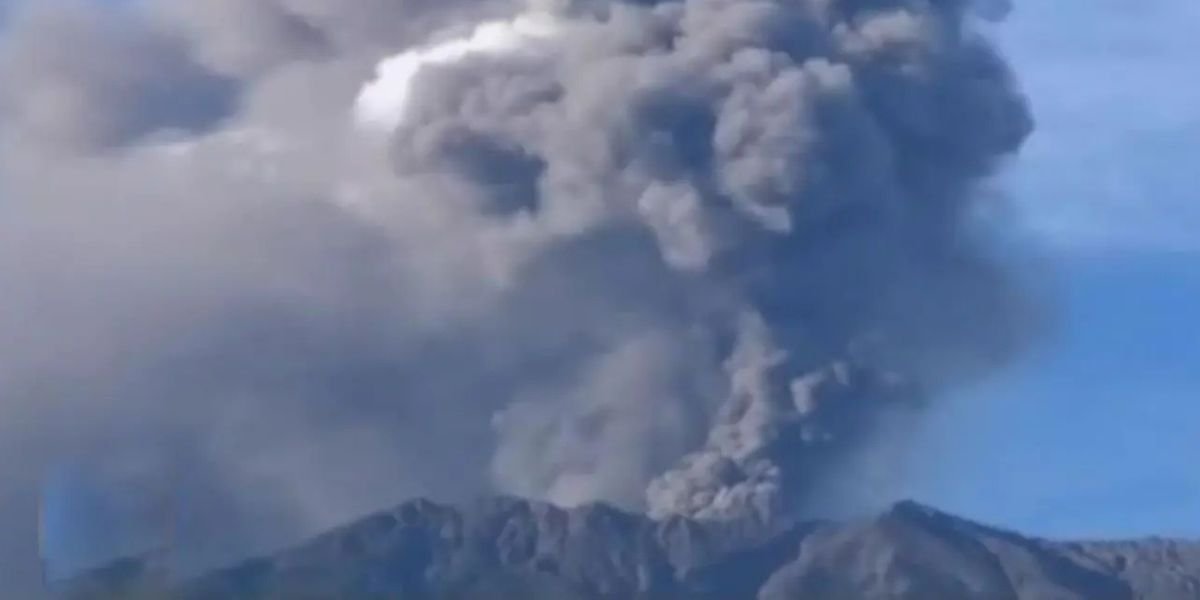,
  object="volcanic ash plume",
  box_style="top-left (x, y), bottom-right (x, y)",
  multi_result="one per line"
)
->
top-left (351, 0), bottom-right (1033, 520)
top-left (0, 0), bottom-right (1031, 586)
